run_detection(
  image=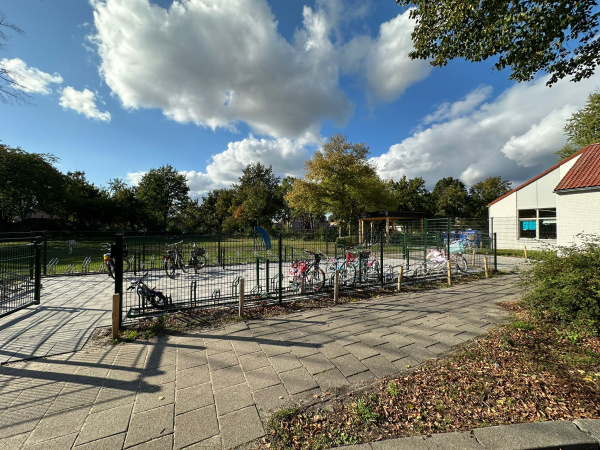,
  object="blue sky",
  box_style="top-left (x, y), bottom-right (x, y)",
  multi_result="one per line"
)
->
top-left (1, 0), bottom-right (599, 198)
